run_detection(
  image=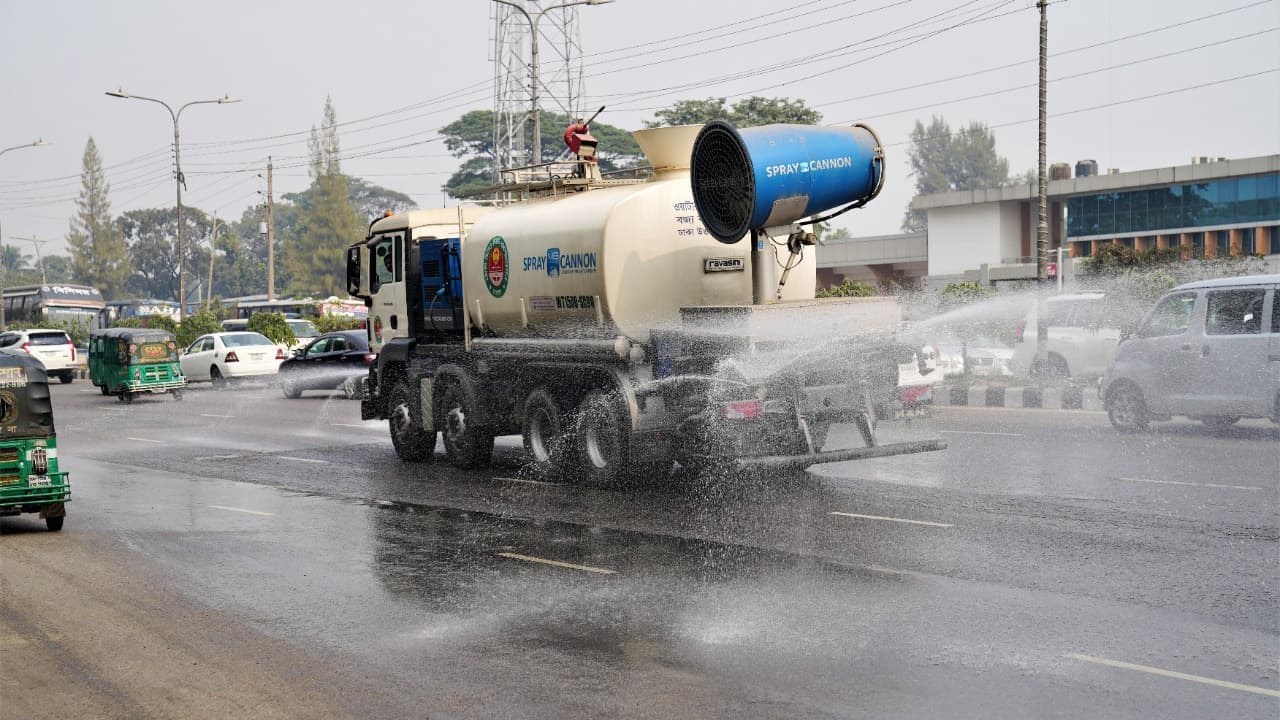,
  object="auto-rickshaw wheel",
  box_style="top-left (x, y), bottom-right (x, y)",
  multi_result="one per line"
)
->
top-left (118, 391), bottom-right (134, 404)
top-left (99, 384), bottom-right (110, 396)
top-left (46, 516), bottom-right (64, 532)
